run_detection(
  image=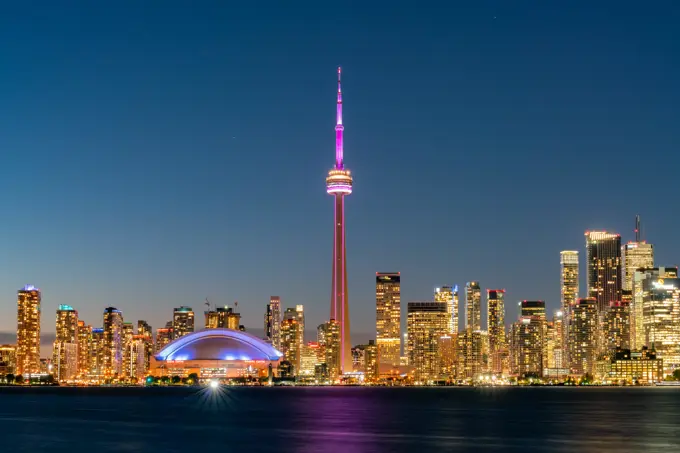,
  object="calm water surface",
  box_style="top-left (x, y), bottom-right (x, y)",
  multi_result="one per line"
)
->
top-left (0, 387), bottom-right (678, 452)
